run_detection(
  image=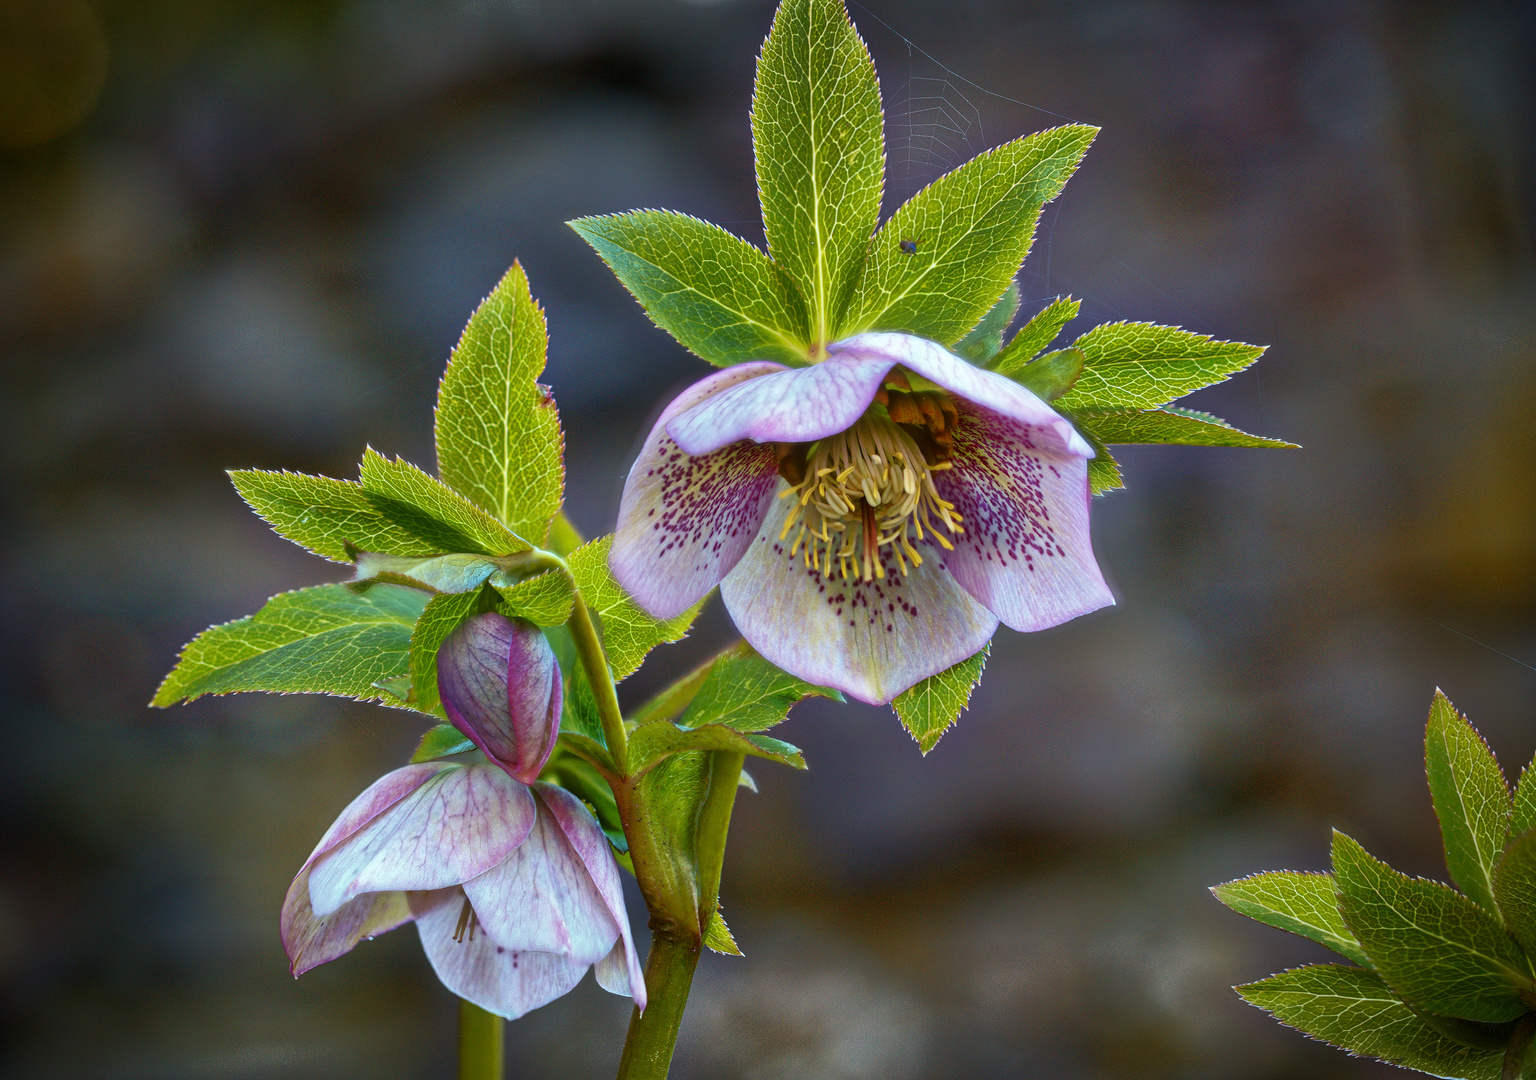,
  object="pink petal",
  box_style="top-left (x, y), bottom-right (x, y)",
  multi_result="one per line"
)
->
top-left (413, 888), bottom-right (590, 1021)
top-left (720, 496), bottom-right (999, 705)
top-left (611, 364), bottom-right (784, 621)
top-left (307, 763), bottom-right (536, 916)
top-left (935, 401), bottom-right (1115, 631)
top-left (280, 871), bottom-right (414, 976)
top-left (439, 613), bottom-right (561, 783)
top-left (461, 788), bottom-right (618, 966)
top-left (665, 356), bottom-right (896, 456)
top-left (537, 783), bottom-right (646, 1011)
top-left (296, 762), bottom-right (454, 875)
top-left (832, 332), bottom-right (1094, 458)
